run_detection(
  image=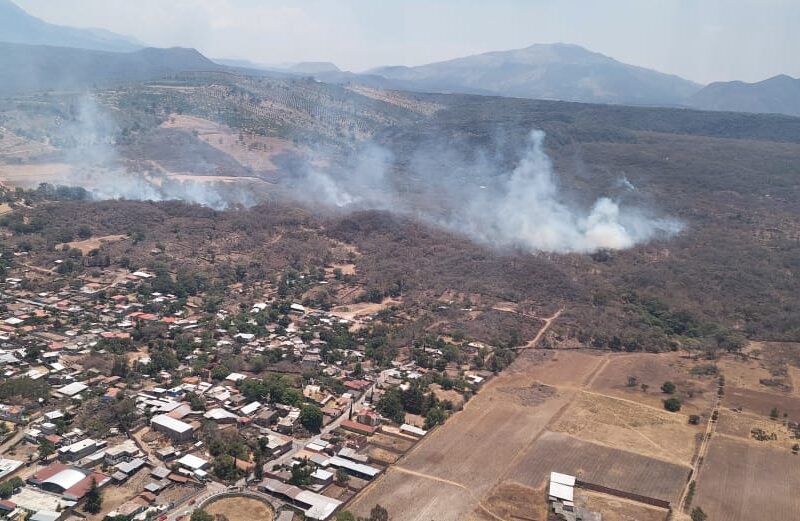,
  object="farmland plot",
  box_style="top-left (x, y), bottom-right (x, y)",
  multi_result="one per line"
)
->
top-left (693, 435), bottom-right (800, 521)
top-left (506, 431), bottom-right (691, 506)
